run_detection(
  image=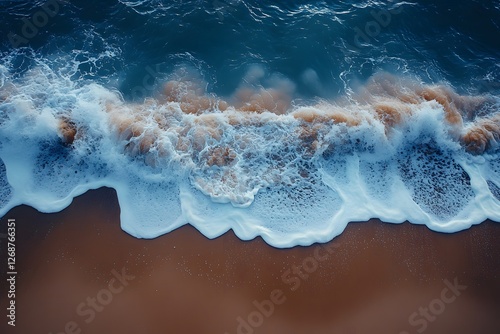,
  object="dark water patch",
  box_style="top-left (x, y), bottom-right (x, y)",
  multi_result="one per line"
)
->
top-left (398, 143), bottom-right (474, 220)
